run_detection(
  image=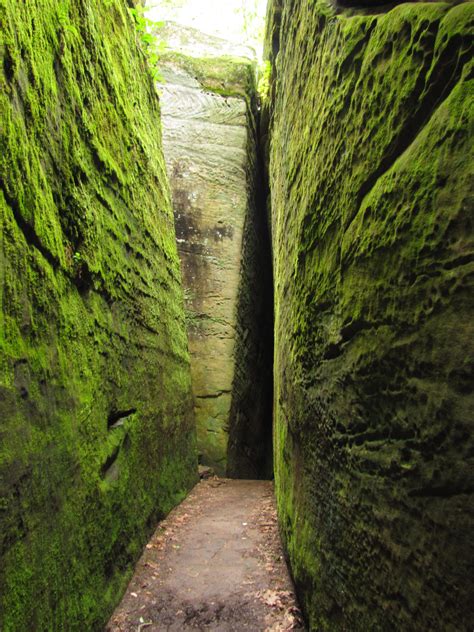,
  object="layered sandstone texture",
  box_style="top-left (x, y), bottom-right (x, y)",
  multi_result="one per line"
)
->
top-left (265, 0), bottom-right (473, 630)
top-left (158, 26), bottom-right (272, 476)
top-left (0, 2), bottom-right (197, 630)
